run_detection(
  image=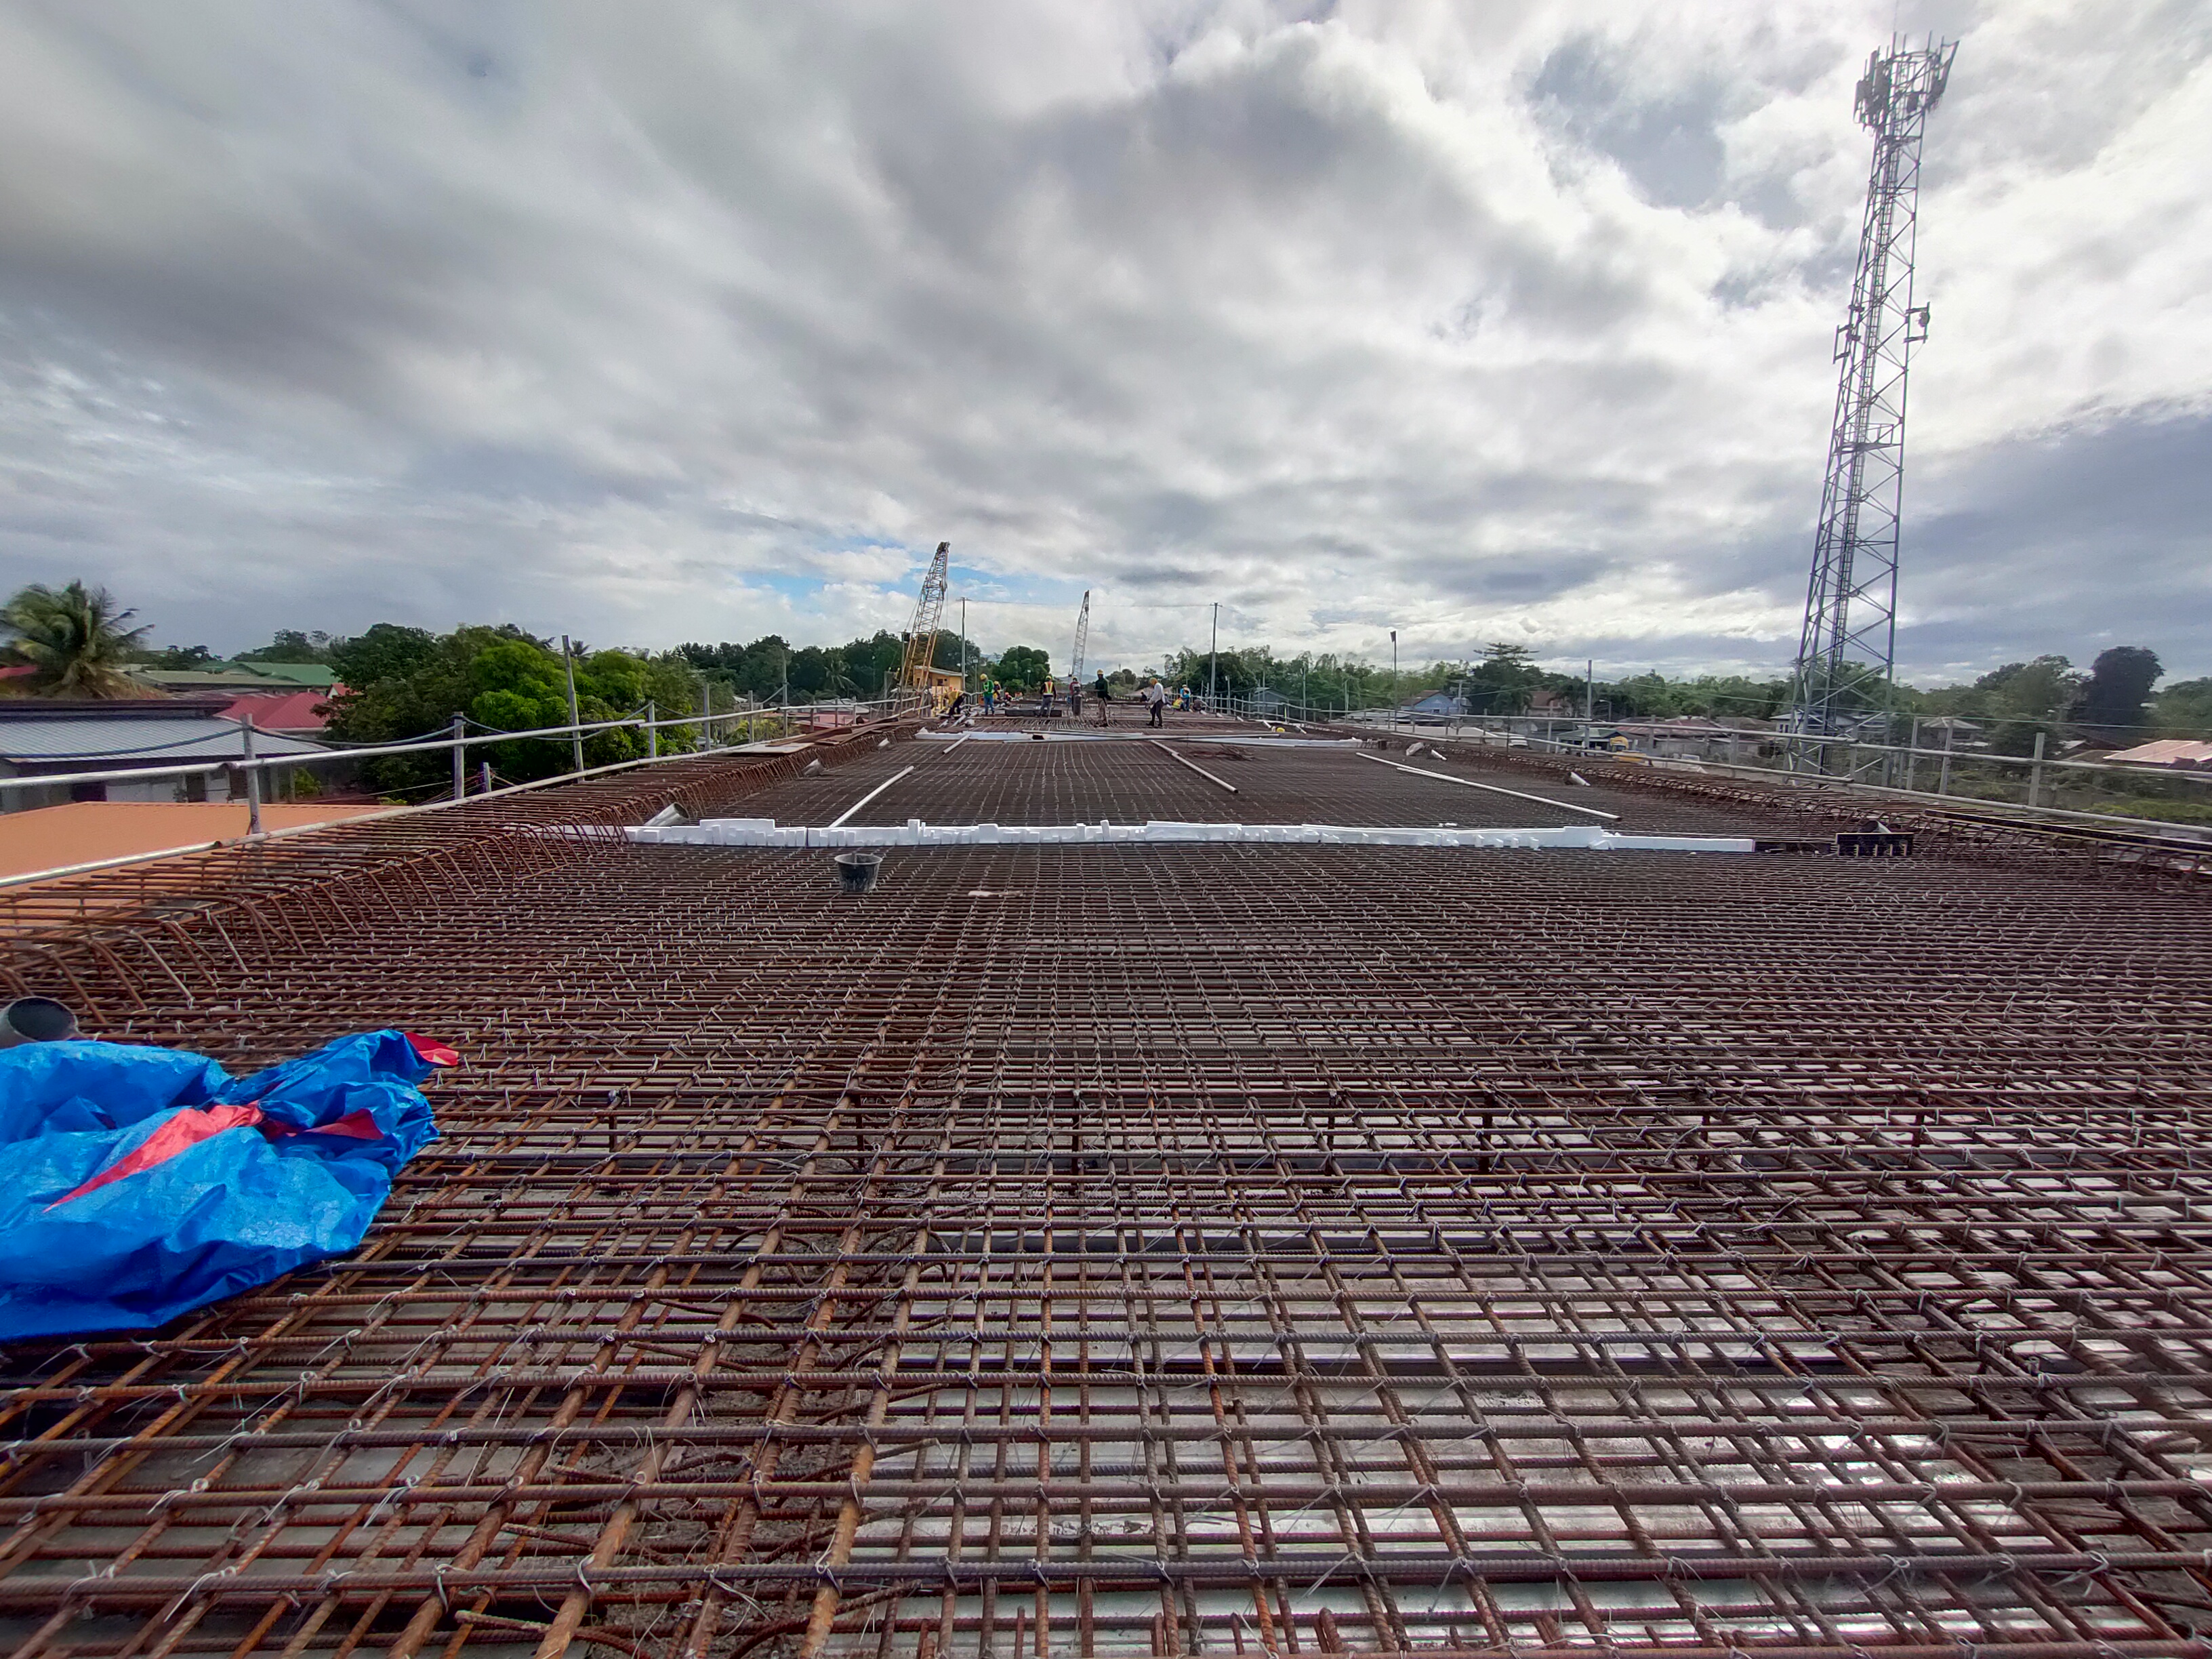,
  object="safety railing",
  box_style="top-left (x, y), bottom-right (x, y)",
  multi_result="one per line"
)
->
top-left (0, 697), bottom-right (905, 832)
